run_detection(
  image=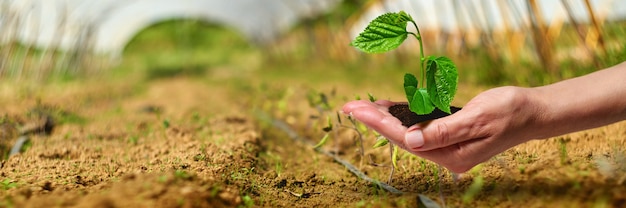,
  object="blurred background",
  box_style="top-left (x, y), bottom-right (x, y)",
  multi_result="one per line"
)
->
top-left (2, 2), bottom-right (626, 207)
top-left (1, 0), bottom-right (625, 86)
